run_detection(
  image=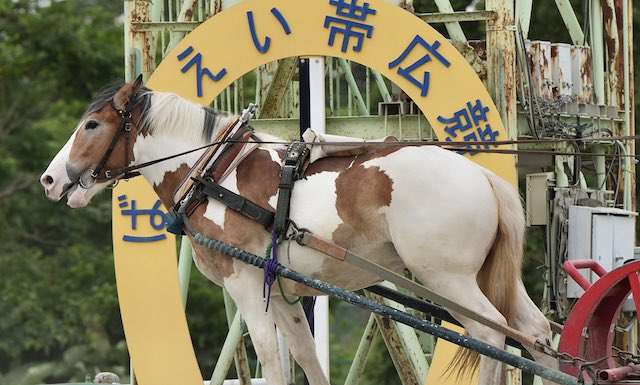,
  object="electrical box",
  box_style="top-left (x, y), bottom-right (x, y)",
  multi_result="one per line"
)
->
top-left (566, 206), bottom-right (637, 298)
top-left (525, 172), bottom-right (554, 226)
